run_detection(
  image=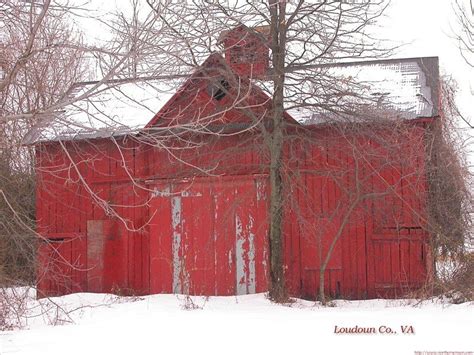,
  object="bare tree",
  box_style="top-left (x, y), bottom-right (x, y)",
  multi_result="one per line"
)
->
top-left (33, 0), bottom-right (404, 302)
top-left (10, 0), bottom-right (470, 309)
top-left (0, 0), bottom-right (86, 287)
top-left (0, 0), bottom-right (148, 323)
top-left (138, 0), bottom-right (393, 301)
top-left (453, 0), bottom-right (474, 67)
